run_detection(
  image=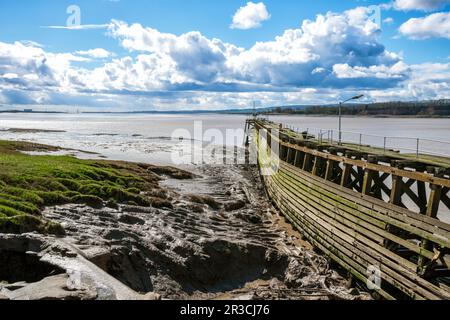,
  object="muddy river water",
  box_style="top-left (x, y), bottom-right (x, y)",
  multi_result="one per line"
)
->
top-left (1, 113), bottom-right (448, 300)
